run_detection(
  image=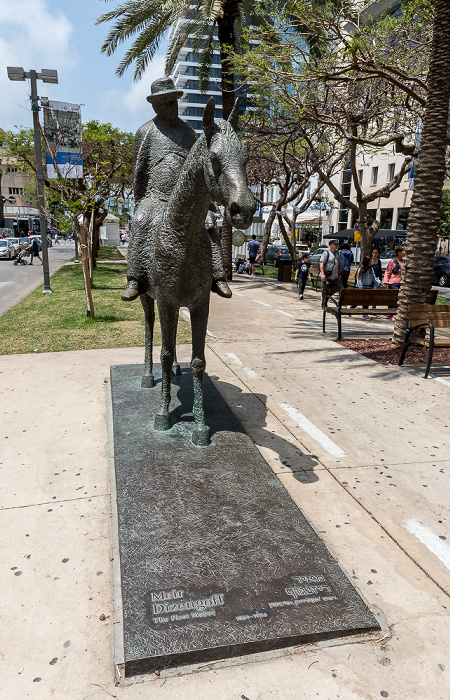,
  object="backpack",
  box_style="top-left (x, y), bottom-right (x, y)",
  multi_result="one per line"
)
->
top-left (322, 250), bottom-right (337, 277)
top-left (391, 258), bottom-right (401, 276)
